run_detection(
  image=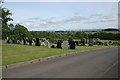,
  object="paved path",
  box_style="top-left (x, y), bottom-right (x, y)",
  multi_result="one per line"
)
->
top-left (3, 47), bottom-right (118, 78)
